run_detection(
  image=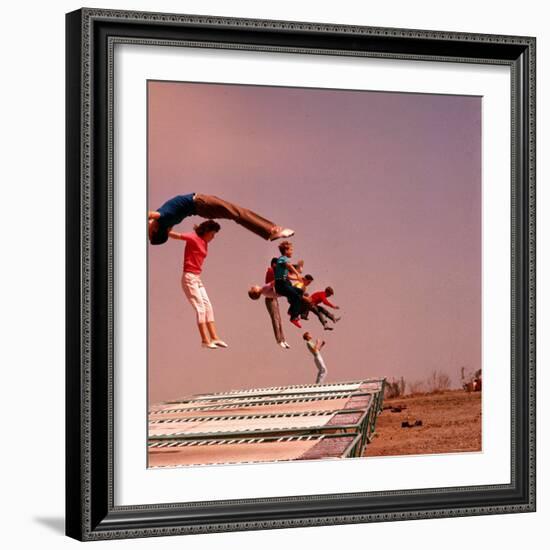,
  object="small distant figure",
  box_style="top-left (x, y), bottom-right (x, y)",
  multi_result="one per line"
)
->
top-left (169, 220), bottom-right (227, 349)
top-left (473, 369), bottom-right (482, 392)
top-left (248, 282), bottom-right (290, 349)
top-left (303, 332), bottom-right (328, 384)
top-left (273, 241), bottom-right (305, 328)
top-left (305, 286), bottom-right (341, 330)
top-left (149, 193), bottom-right (294, 245)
